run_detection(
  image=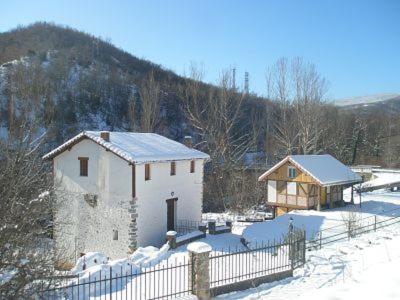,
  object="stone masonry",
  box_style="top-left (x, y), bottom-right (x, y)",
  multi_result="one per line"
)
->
top-left (128, 197), bottom-right (138, 253)
top-left (188, 242), bottom-right (212, 300)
